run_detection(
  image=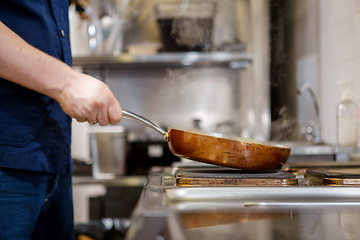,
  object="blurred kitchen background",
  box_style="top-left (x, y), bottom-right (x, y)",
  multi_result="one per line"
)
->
top-left (69, 0), bottom-right (360, 234)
